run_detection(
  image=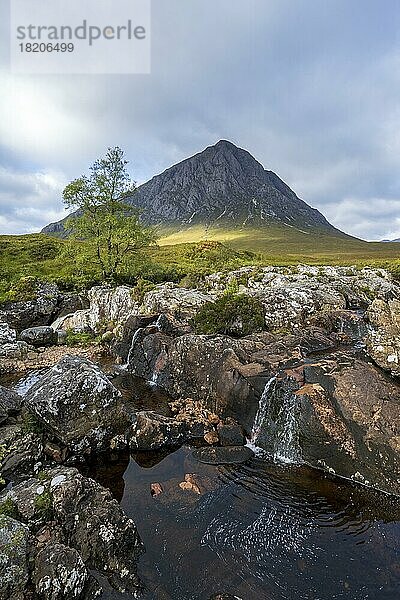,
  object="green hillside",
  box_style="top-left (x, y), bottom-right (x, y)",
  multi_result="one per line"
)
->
top-left (1, 226), bottom-right (400, 303)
